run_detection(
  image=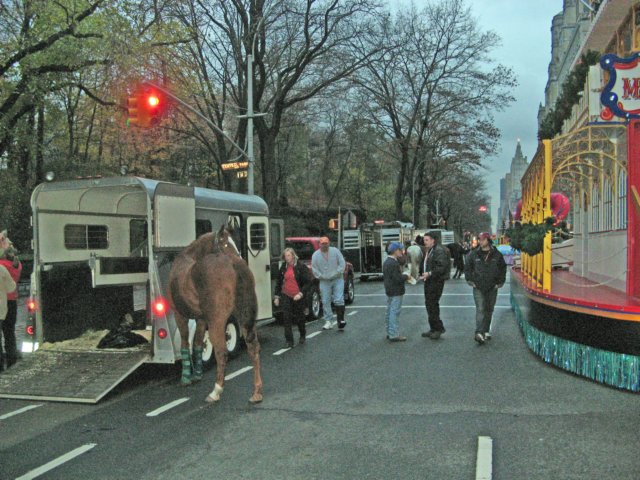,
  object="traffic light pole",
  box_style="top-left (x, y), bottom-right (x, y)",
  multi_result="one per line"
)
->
top-left (144, 81), bottom-right (249, 168)
top-left (246, 54), bottom-right (255, 196)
